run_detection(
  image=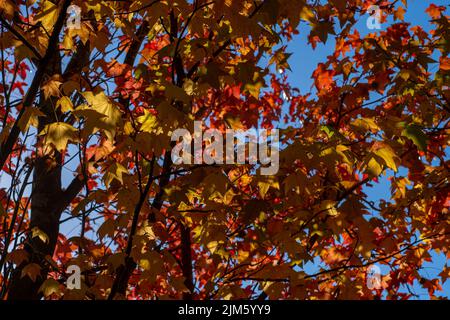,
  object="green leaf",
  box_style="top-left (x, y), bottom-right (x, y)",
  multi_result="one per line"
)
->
top-left (321, 125), bottom-right (335, 138)
top-left (402, 124), bottom-right (428, 151)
